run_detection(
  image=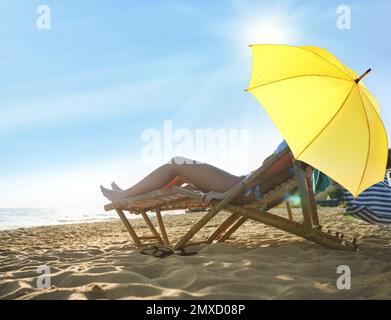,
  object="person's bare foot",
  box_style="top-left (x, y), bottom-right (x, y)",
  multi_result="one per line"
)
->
top-left (111, 182), bottom-right (123, 192)
top-left (100, 185), bottom-right (124, 202)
